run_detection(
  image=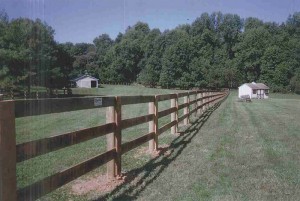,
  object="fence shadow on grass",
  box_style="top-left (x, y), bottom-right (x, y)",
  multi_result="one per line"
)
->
top-left (93, 96), bottom-right (227, 201)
